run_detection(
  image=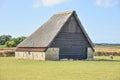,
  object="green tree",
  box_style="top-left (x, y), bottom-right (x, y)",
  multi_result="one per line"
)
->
top-left (14, 36), bottom-right (26, 45)
top-left (0, 35), bottom-right (12, 45)
top-left (5, 36), bottom-right (26, 47)
top-left (5, 40), bottom-right (16, 47)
